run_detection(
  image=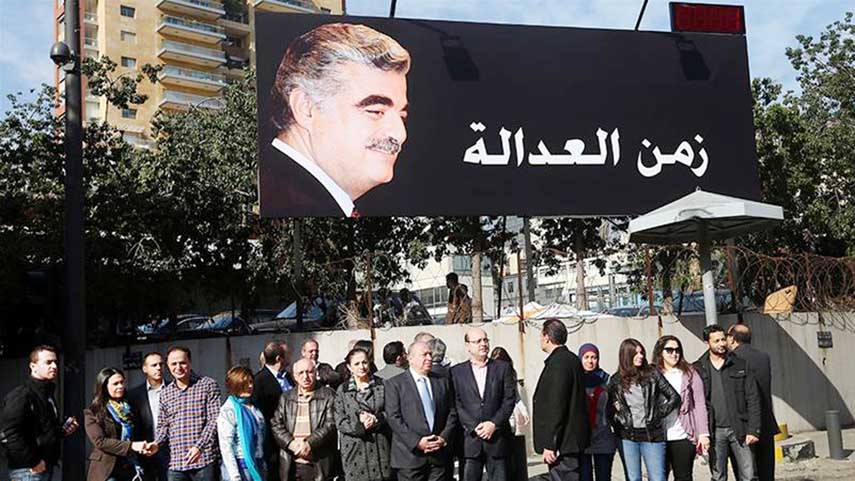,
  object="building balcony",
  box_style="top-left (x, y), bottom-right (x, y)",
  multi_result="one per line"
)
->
top-left (84, 12), bottom-right (98, 26)
top-left (159, 91), bottom-right (224, 110)
top-left (159, 65), bottom-right (226, 92)
top-left (156, 0), bottom-right (225, 21)
top-left (219, 12), bottom-right (251, 36)
top-left (252, 0), bottom-right (320, 14)
top-left (158, 39), bottom-right (225, 67)
top-left (83, 37), bottom-right (98, 52)
top-left (157, 15), bottom-right (226, 44)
